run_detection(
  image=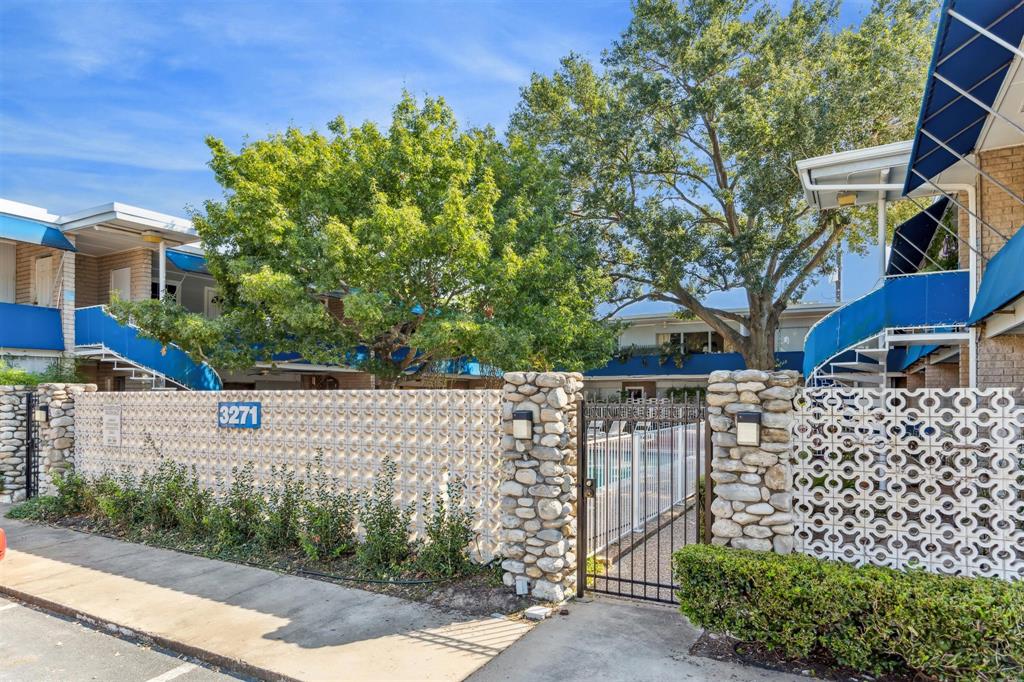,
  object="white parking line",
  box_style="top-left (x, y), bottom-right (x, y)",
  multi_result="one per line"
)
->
top-left (0, 603), bottom-right (18, 612)
top-left (144, 662), bottom-right (197, 682)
